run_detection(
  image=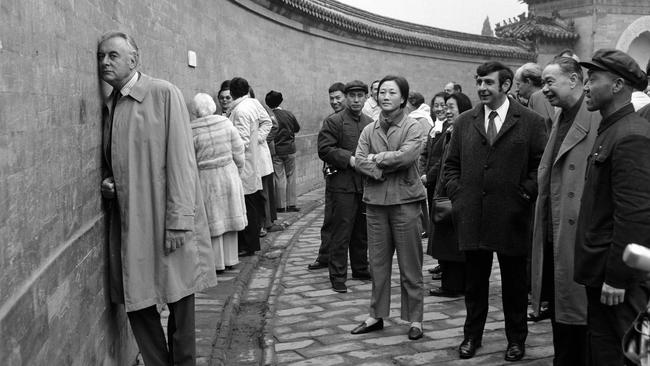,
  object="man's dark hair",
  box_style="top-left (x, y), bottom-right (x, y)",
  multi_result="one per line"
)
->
top-left (476, 61), bottom-right (514, 93)
top-left (219, 80), bottom-right (230, 93)
top-left (445, 92), bottom-right (473, 114)
top-left (230, 77), bottom-right (250, 99)
top-left (328, 82), bottom-right (345, 94)
top-left (378, 75), bottom-right (410, 108)
top-left (408, 92), bottom-right (425, 108)
top-left (265, 90), bottom-right (283, 109)
top-left (453, 83), bottom-right (462, 93)
top-left (548, 56), bottom-right (584, 83)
